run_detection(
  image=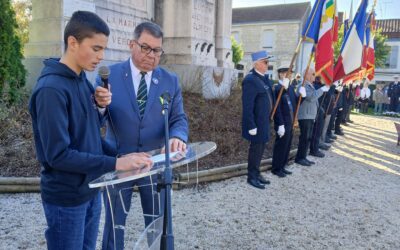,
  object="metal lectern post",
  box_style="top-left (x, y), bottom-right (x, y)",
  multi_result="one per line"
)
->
top-left (159, 92), bottom-right (174, 250)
